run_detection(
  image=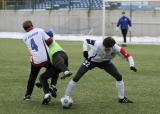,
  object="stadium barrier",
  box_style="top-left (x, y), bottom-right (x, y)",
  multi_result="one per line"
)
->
top-left (0, 10), bottom-right (160, 37)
